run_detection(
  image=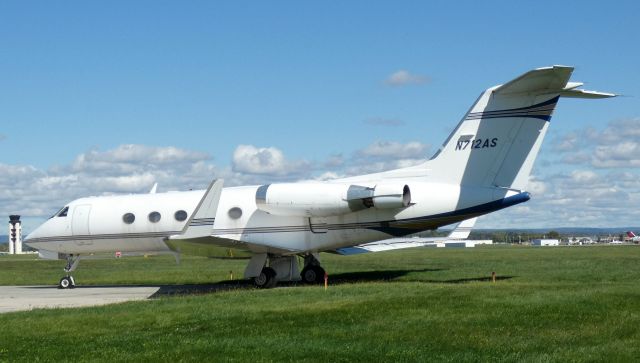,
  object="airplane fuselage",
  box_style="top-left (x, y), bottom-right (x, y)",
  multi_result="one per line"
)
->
top-left (25, 178), bottom-right (526, 256)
